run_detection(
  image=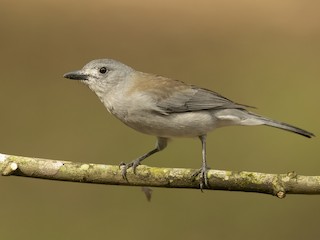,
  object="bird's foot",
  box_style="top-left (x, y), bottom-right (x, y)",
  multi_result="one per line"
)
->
top-left (119, 159), bottom-right (141, 181)
top-left (192, 165), bottom-right (210, 191)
